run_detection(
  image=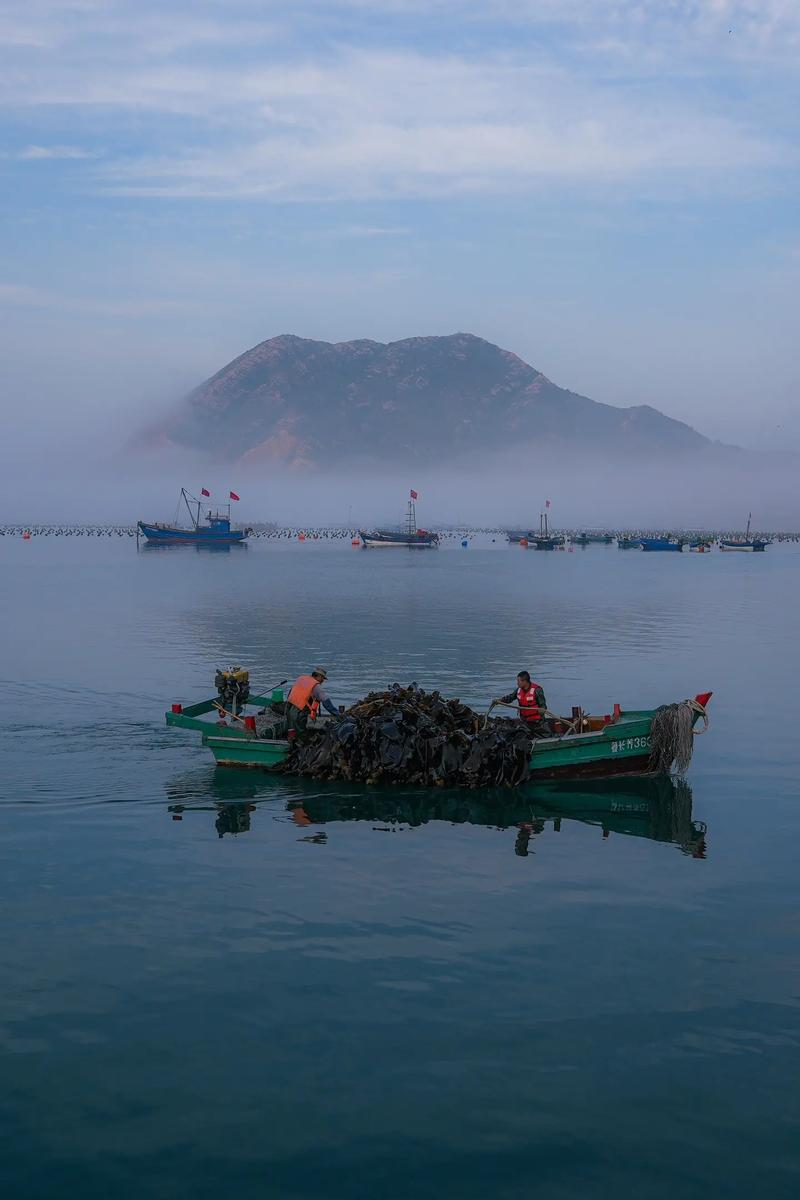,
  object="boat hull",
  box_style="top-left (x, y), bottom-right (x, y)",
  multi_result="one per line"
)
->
top-left (359, 530), bottom-right (437, 548)
top-left (640, 538), bottom-right (683, 552)
top-left (719, 541), bottom-right (766, 552)
top-left (138, 522), bottom-right (248, 544)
